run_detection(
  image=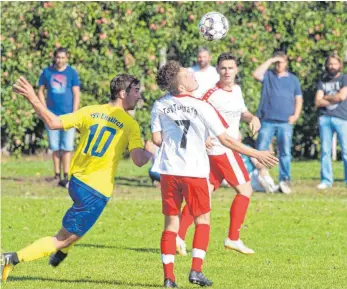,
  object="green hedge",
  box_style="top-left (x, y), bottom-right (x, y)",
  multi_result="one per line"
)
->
top-left (1, 1), bottom-right (347, 157)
